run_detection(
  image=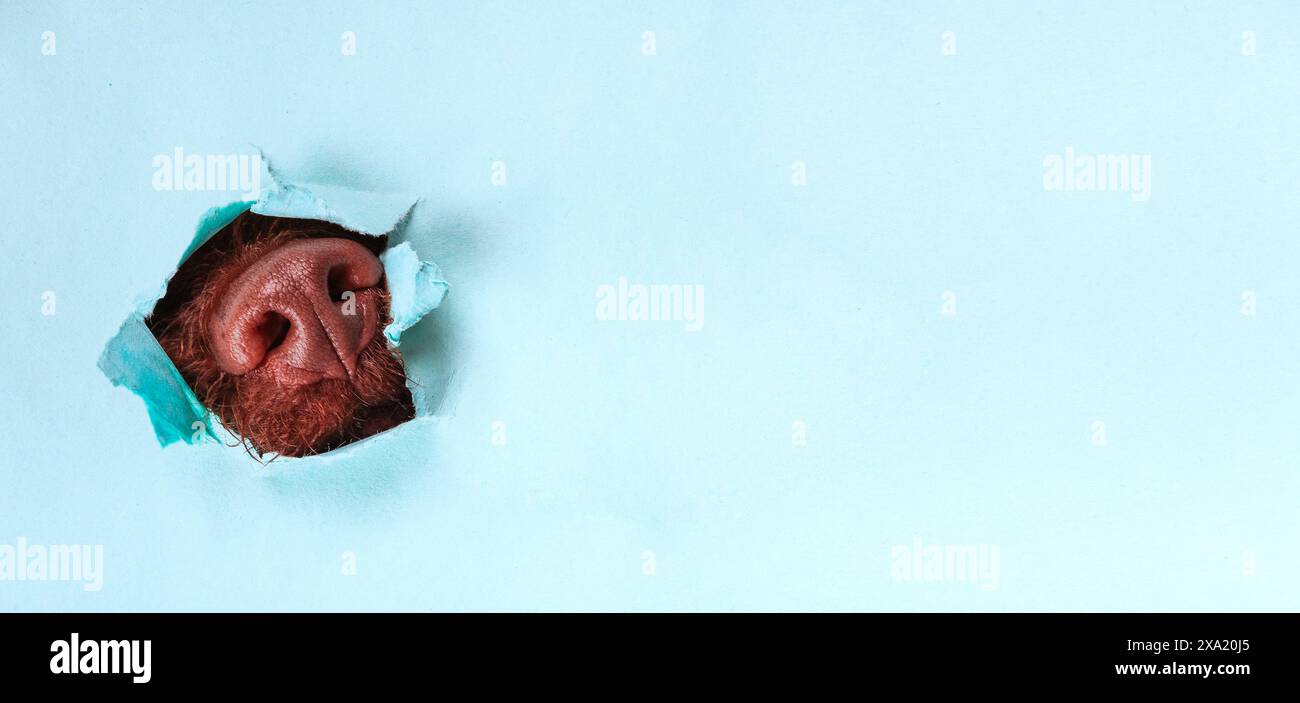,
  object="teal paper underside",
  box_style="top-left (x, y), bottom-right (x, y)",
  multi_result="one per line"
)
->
top-left (97, 174), bottom-right (449, 453)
